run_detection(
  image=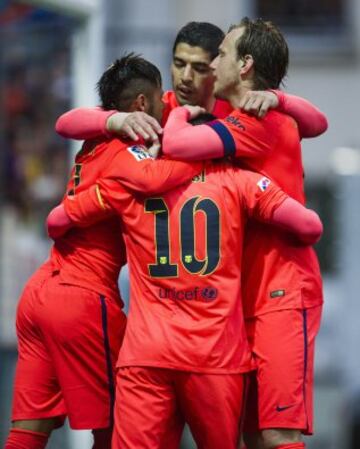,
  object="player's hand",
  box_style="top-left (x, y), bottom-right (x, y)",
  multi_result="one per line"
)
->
top-left (183, 105), bottom-right (206, 120)
top-left (106, 111), bottom-right (163, 142)
top-left (239, 91), bottom-right (279, 118)
top-left (46, 204), bottom-right (73, 240)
